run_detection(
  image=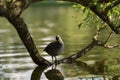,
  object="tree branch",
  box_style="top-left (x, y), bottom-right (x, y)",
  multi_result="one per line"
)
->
top-left (7, 16), bottom-right (51, 66)
top-left (105, 0), bottom-right (120, 14)
top-left (89, 6), bottom-right (120, 34)
top-left (59, 26), bottom-right (120, 63)
top-left (59, 41), bottom-right (97, 63)
top-left (63, 0), bottom-right (120, 34)
top-left (0, 0), bottom-right (7, 16)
